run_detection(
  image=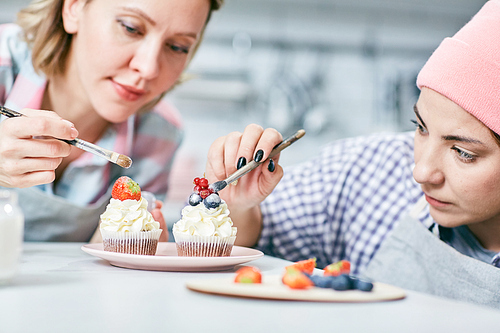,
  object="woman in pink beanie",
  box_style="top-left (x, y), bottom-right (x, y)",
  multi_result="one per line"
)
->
top-left (204, 0), bottom-right (500, 307)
